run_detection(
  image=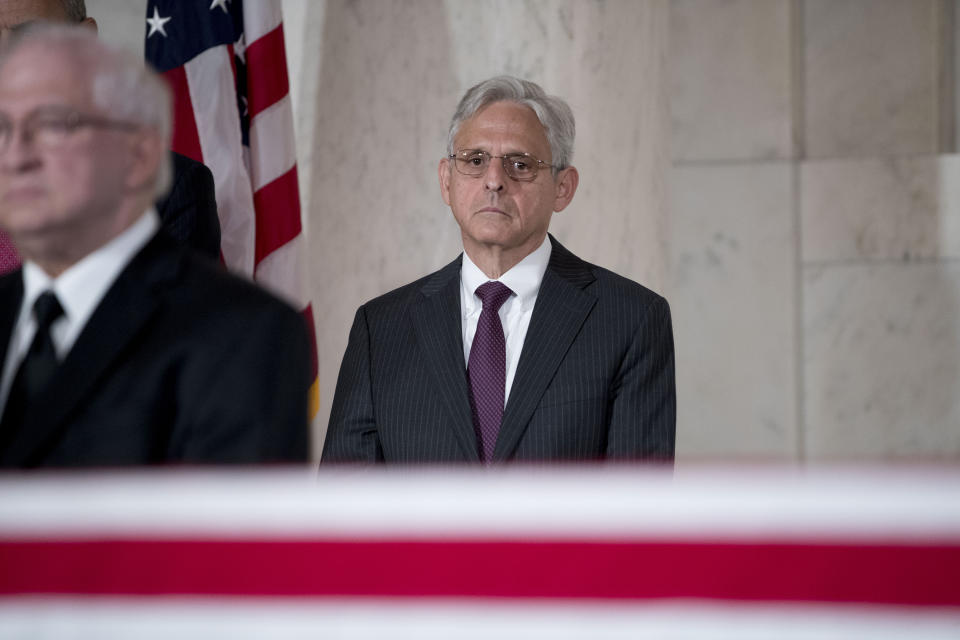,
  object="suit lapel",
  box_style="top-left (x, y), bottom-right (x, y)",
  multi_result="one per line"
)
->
top-left (494, 236), bottom-right (597, 461)
top-left (0, 272), bottom-right (23, 373)
top-left (409, 256), bottom-right (480, 462)
top-left (5, 234), bottom-right (180, 465)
